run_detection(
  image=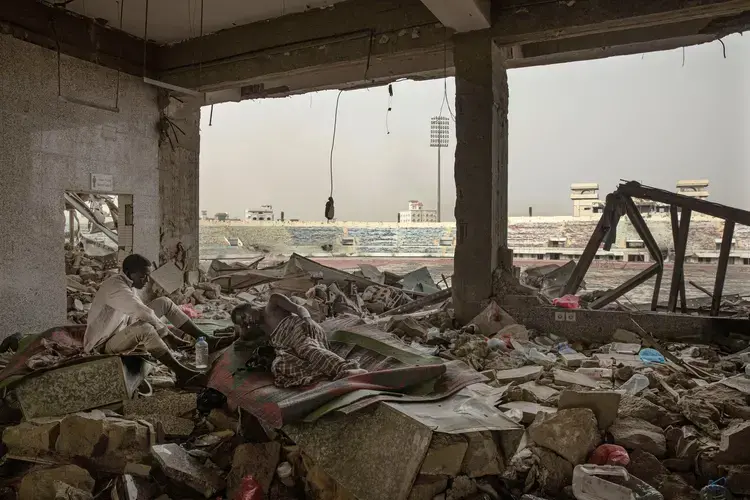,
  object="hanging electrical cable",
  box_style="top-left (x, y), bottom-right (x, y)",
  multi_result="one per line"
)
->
top-left (325, 90), bottom-right (344, 221)
top-left (439, 28), bottom-right (456, 122)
